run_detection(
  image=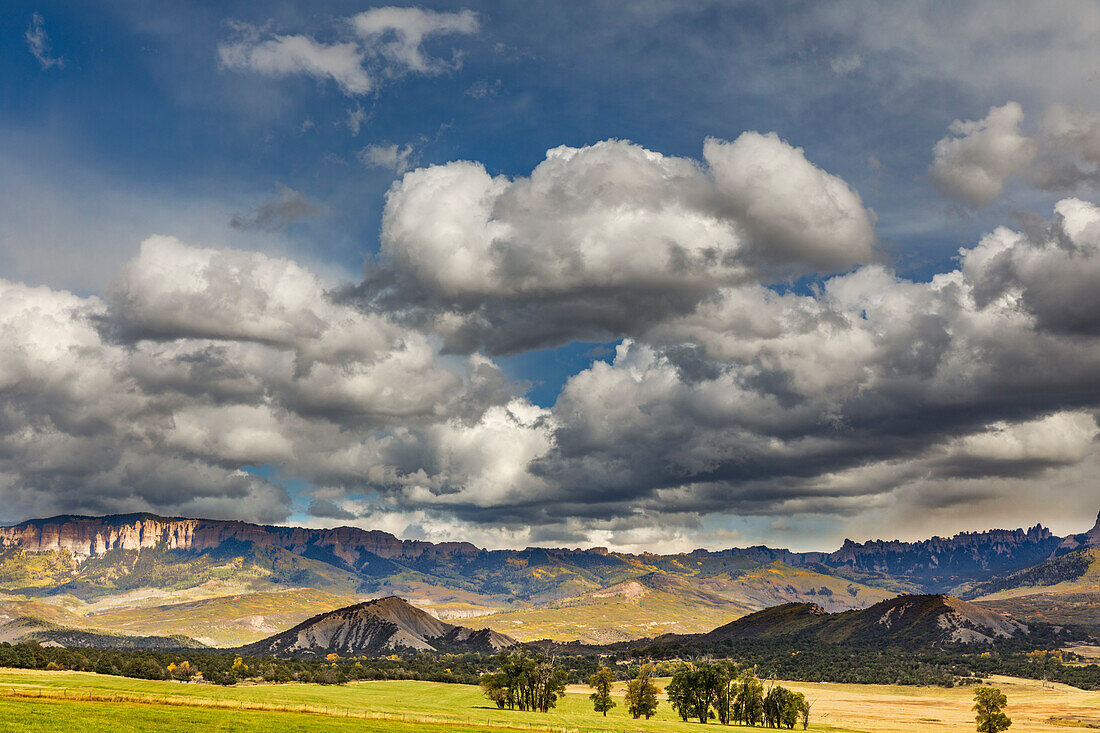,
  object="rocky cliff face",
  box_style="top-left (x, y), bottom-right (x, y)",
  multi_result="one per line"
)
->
top-left (815, 524), bottom-right (1061, 590)
top-left (1, 511), bottom-right (1094, 600)
top-left (239, 596), bottom-right (516, 658)
top-left (0, 513), bottom-right (480, 565)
